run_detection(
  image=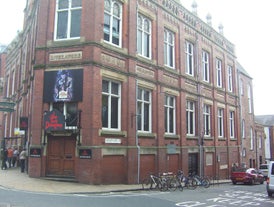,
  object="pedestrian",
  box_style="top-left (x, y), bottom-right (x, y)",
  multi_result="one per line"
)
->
top-left (1, 148), bottom-right (8, 170)
top-left (19, 148), bottom-right (27, 173)
top-left (7, 147), bottom-right (13, 168)
top-left (12, 147), bottom-right (19, 167)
